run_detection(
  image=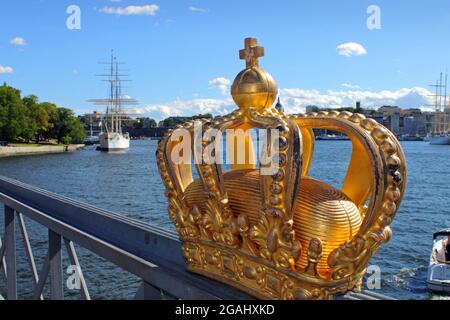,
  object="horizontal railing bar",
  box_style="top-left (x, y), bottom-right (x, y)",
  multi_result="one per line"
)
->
top-left (8, 181), bottom-right (178, 240)
top-left (0, 176), bottom-right (184, 267)
top-left (0, 176), bottom-right (178, 239)
top-left (0, 176), bottom-right (252, 300)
